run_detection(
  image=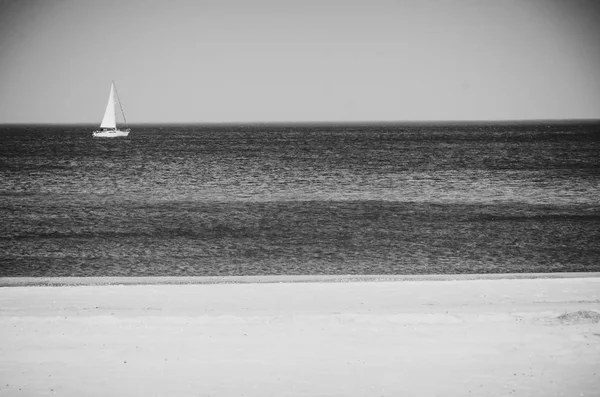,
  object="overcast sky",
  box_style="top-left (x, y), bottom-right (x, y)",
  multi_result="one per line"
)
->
top-left (0, 0), bottom-right (599, 123)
